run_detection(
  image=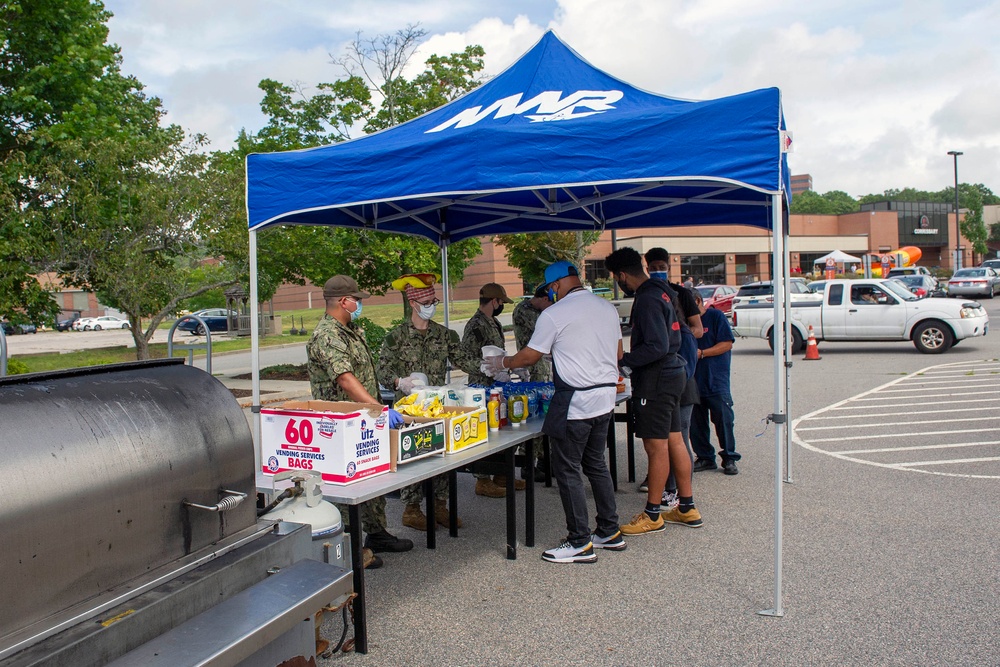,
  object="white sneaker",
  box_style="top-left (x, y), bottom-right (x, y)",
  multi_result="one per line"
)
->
top-left (590, 530), bottom-right (627, 551)
top-left (541, 540), bottom-right (598, 564)
top-left (659, 490), bottom-right (679, 512)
